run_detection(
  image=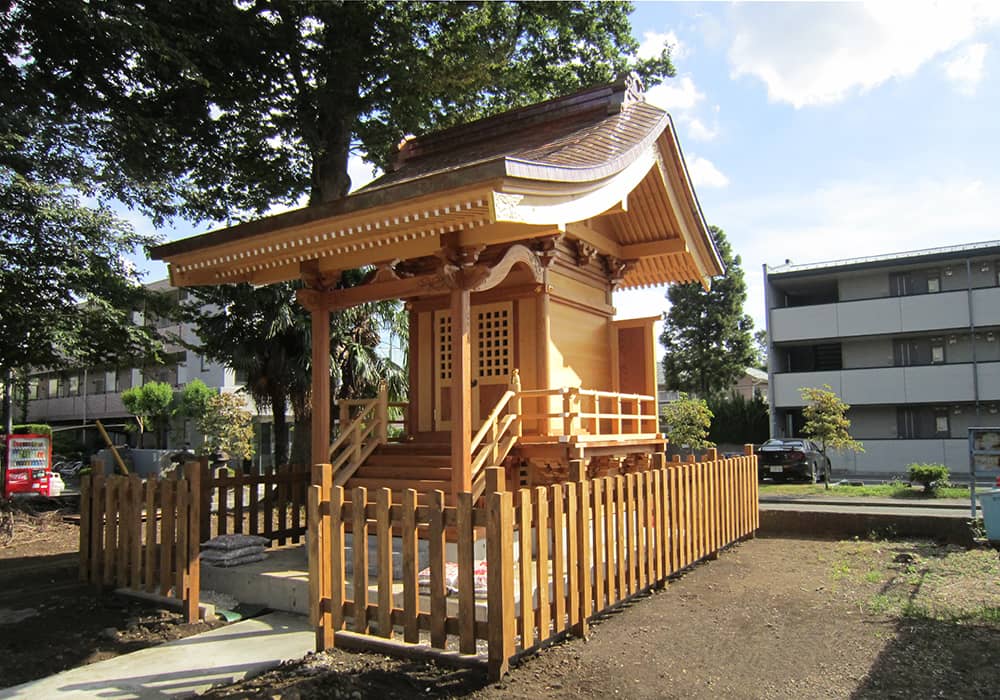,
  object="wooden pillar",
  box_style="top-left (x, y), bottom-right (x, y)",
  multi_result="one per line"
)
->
top-left (536, 283), bottom-right (551, 433)
top-left (311, 304), bottom-right (331, 468)
top-left (451, 288), bottom-right (472, 494)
